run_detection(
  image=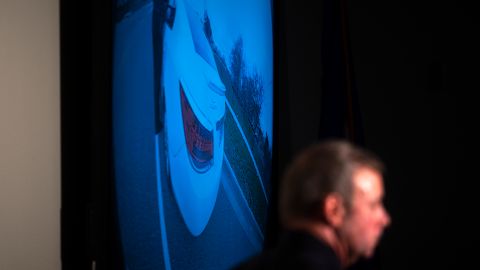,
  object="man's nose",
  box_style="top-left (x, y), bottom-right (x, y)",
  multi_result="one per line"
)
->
top-left (381, 206), bottom-right (391, 227)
